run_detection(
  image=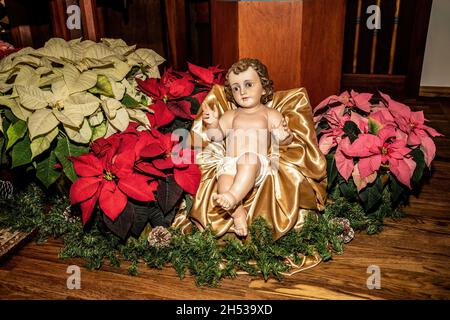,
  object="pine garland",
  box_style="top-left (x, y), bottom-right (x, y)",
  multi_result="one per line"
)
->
top-left (0, 183), bottom-right (404, 287)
